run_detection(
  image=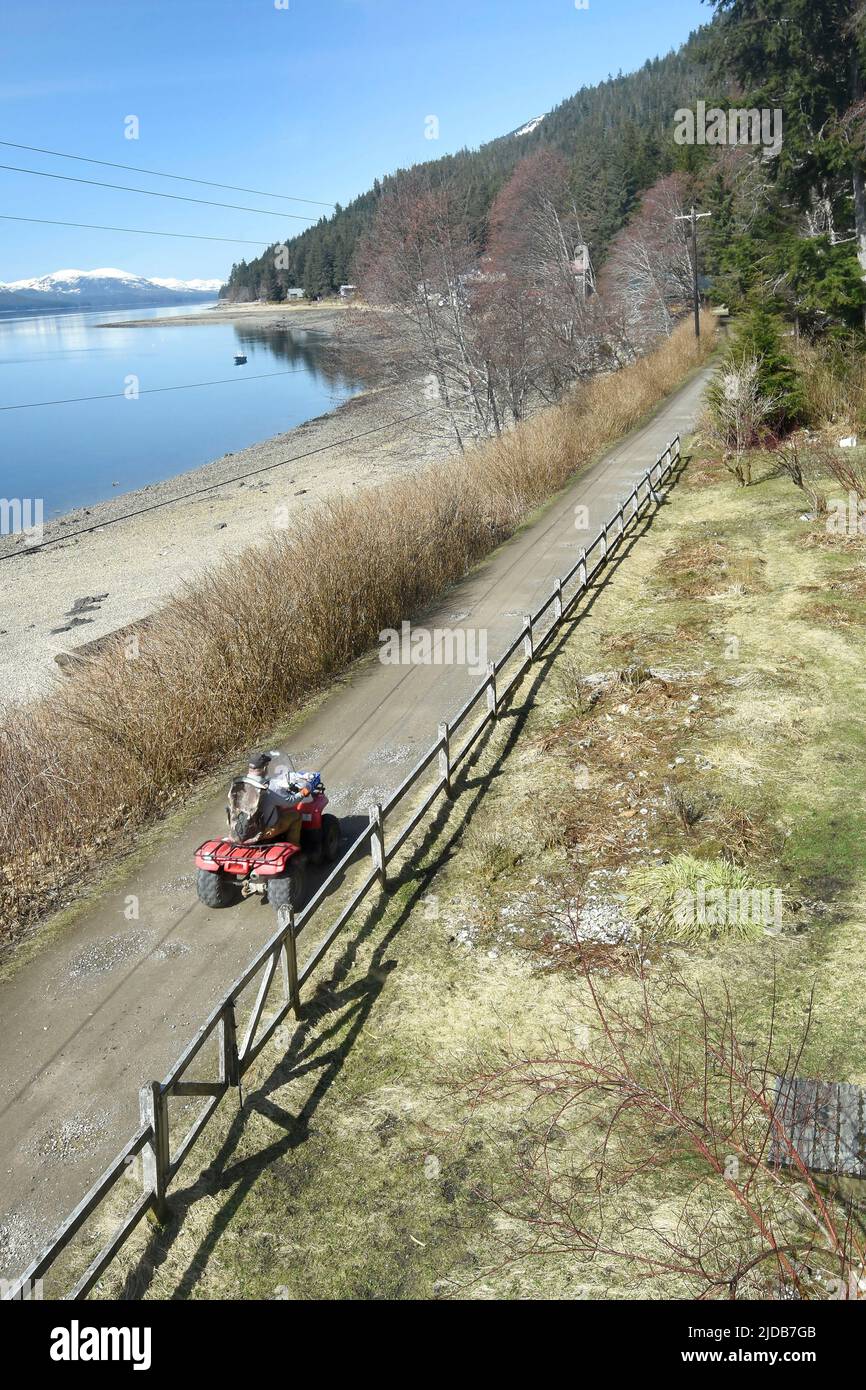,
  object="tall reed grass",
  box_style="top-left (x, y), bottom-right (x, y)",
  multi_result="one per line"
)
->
top-left (0, 317), bottom-right (715, 942)
top-left (794, 339), bottom-right (866, 430)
